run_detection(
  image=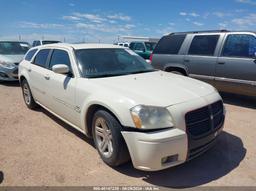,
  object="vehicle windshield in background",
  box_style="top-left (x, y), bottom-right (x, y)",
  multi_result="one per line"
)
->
top-left (42, 41), bottom-right (60, 45)
top-left (0, 42), bottom-right (29, 55)
top-left (145, 42), bottom-right (157, 51)
top-left (75, 48), bottom-right (156, 78)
